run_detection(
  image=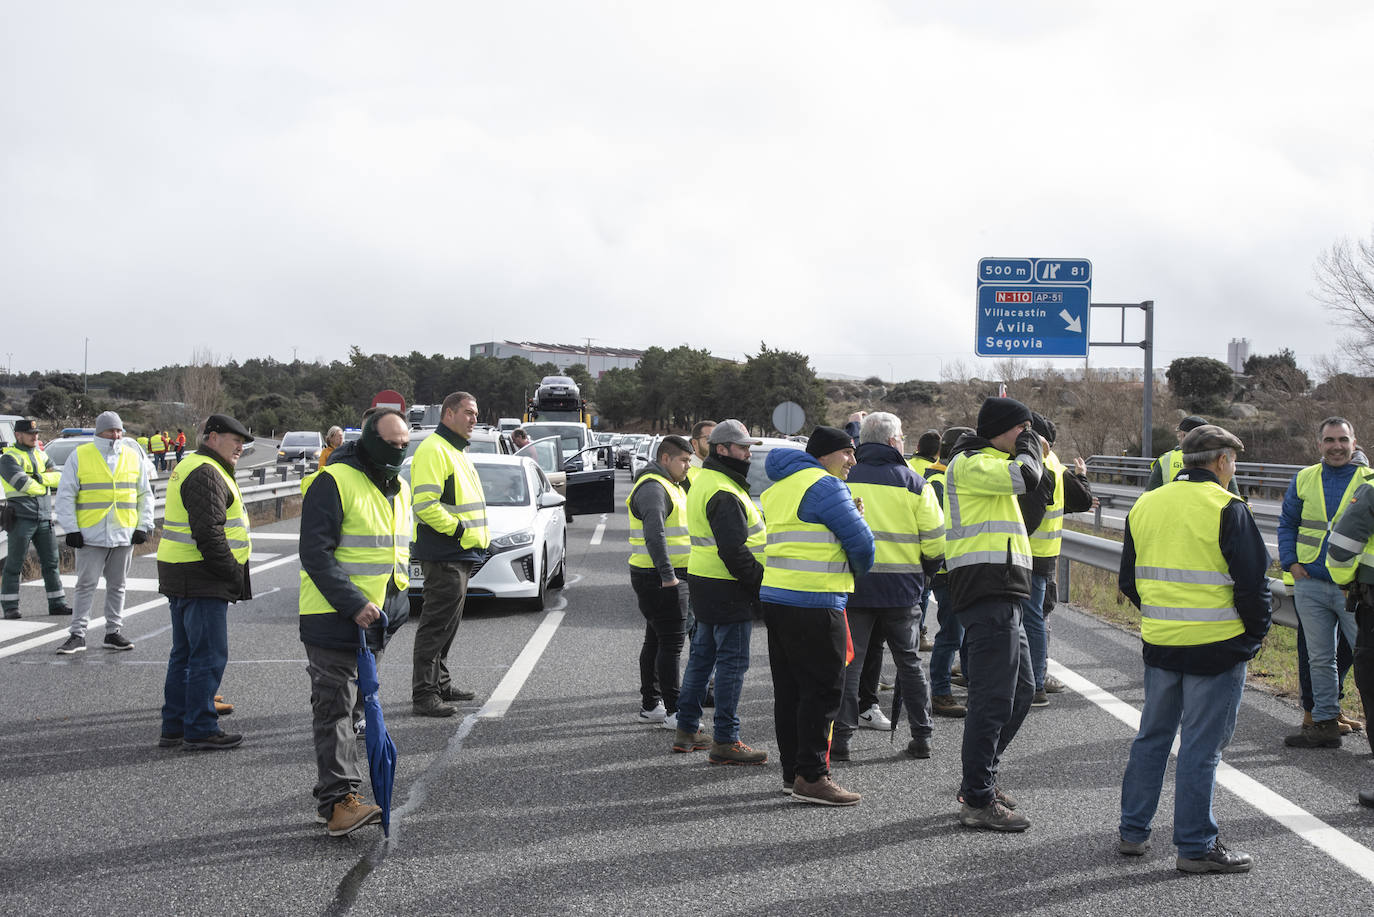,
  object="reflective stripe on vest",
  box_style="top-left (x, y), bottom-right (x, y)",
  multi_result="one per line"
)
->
top-left (1157, 449), bottom-right (1185, 486)
top-left (847, 480), bottom-right (939, 577)
top-left (943, 447), bottom-right (1031, 573)
top-left (686, 467), bottom-right (765, 580)
top-left (1128, 479), bottom-right (1244, 647)
top-left (760, 466), bottom-right (853, 593)
top-left (157, 453), bottom-right (252, 564)
top-left (627, 472), bottom-right (690, 568)
top-left (300, 464), bottom-right (411, 615)
top-left (1326, 497), bottom-right (1374, 585)
top-left (1029, 450), bottom-right (1067, 558)
top-left (72, 442), bottom-right (140, 533)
